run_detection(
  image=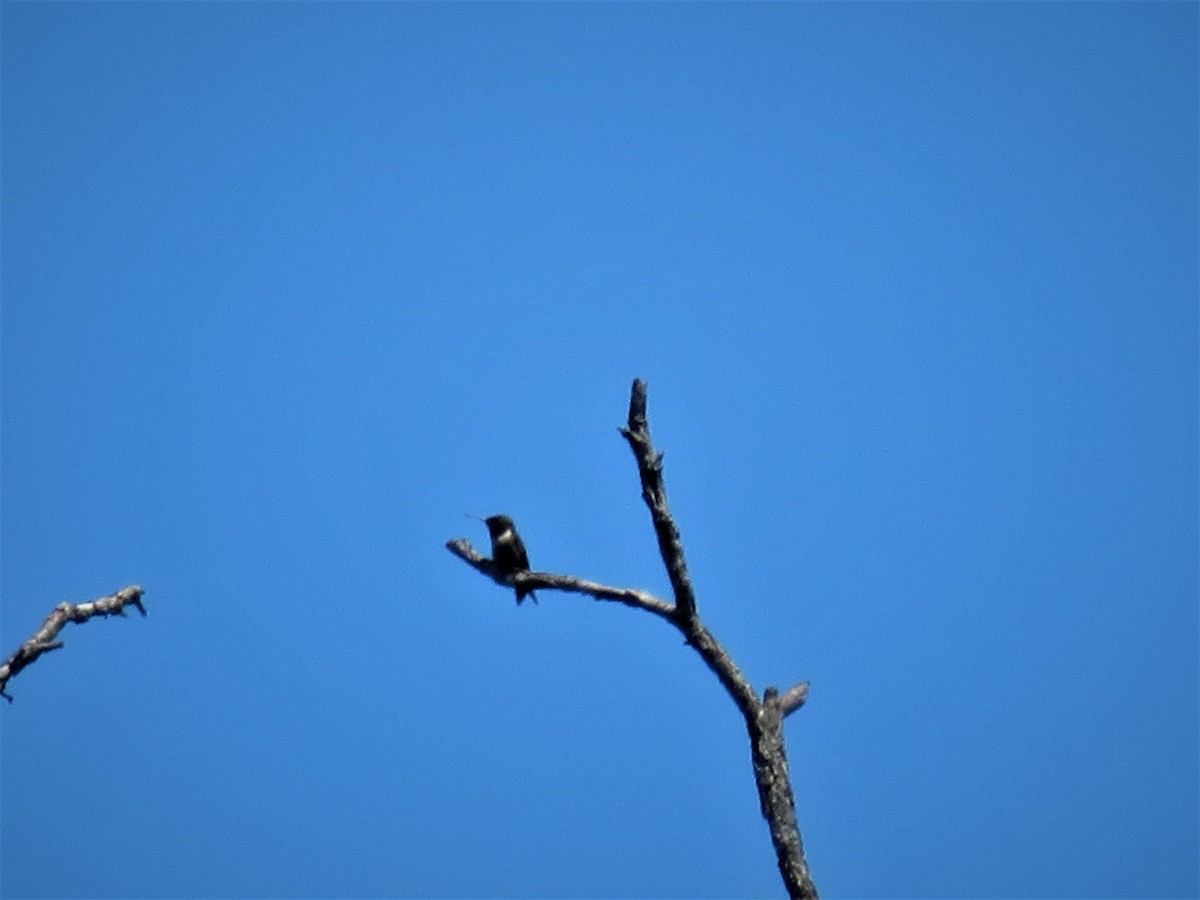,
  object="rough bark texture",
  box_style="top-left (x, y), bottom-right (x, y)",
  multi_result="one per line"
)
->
top-left (447, 379), bottom-right (819, 898)
top-left (753, 686), bottom-right (816, 897)
top-left (0, 585), bottom-right (147, 702)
